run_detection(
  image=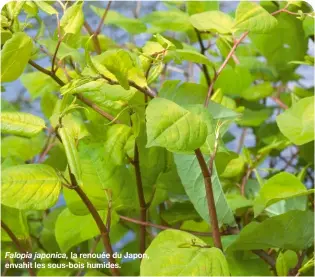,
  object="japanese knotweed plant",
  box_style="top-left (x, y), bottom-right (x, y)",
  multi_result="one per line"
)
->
top-left (1, 1), bottom-right (314, 276)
